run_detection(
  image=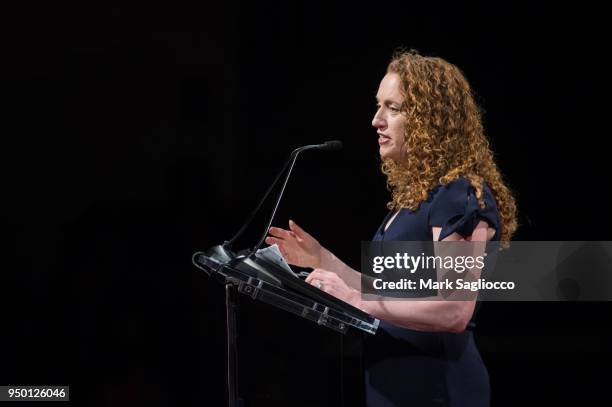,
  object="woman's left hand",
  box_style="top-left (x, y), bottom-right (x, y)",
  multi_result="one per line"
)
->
top-left (305, 268), bottom-right (361, 309)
